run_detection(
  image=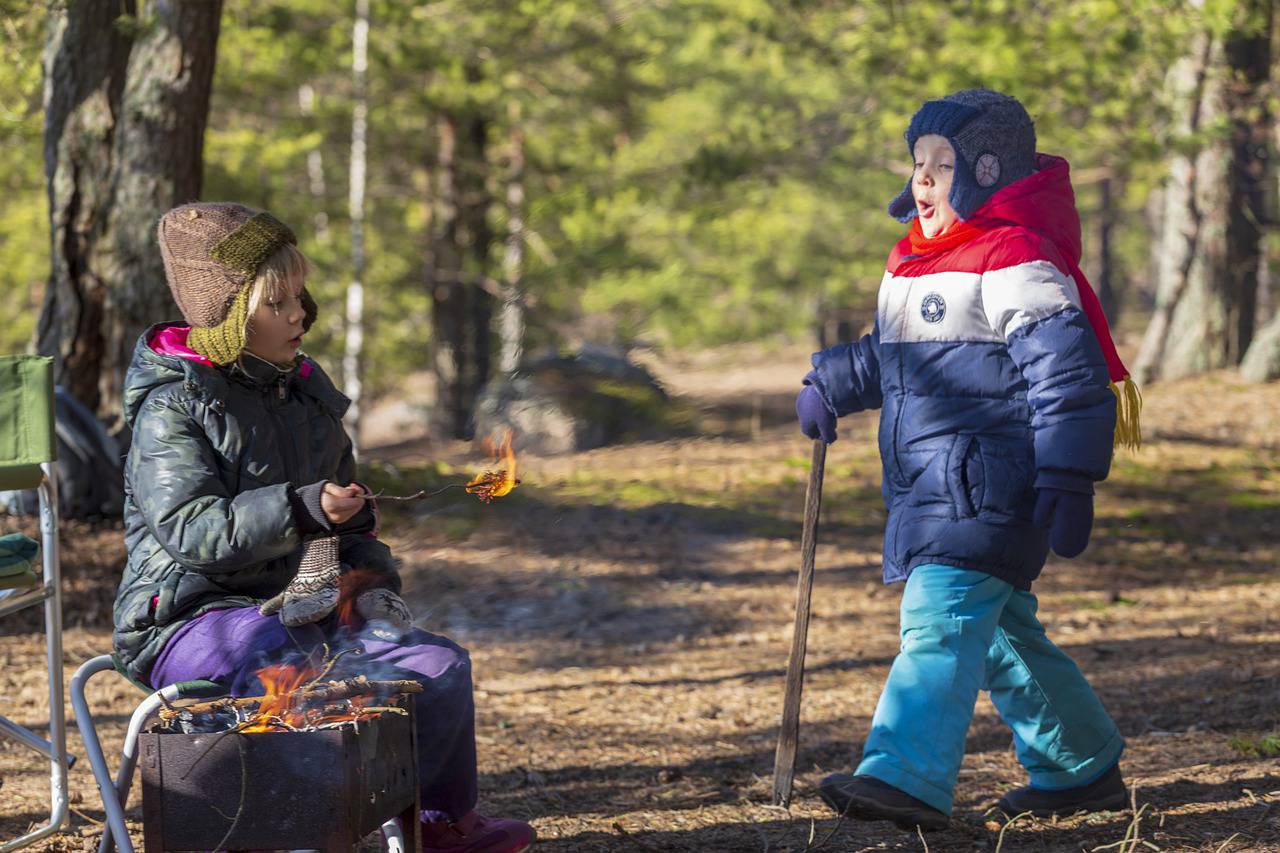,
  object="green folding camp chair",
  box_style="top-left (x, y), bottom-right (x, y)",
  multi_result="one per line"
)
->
top-left (0, 355), bottom-right (69, 851)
